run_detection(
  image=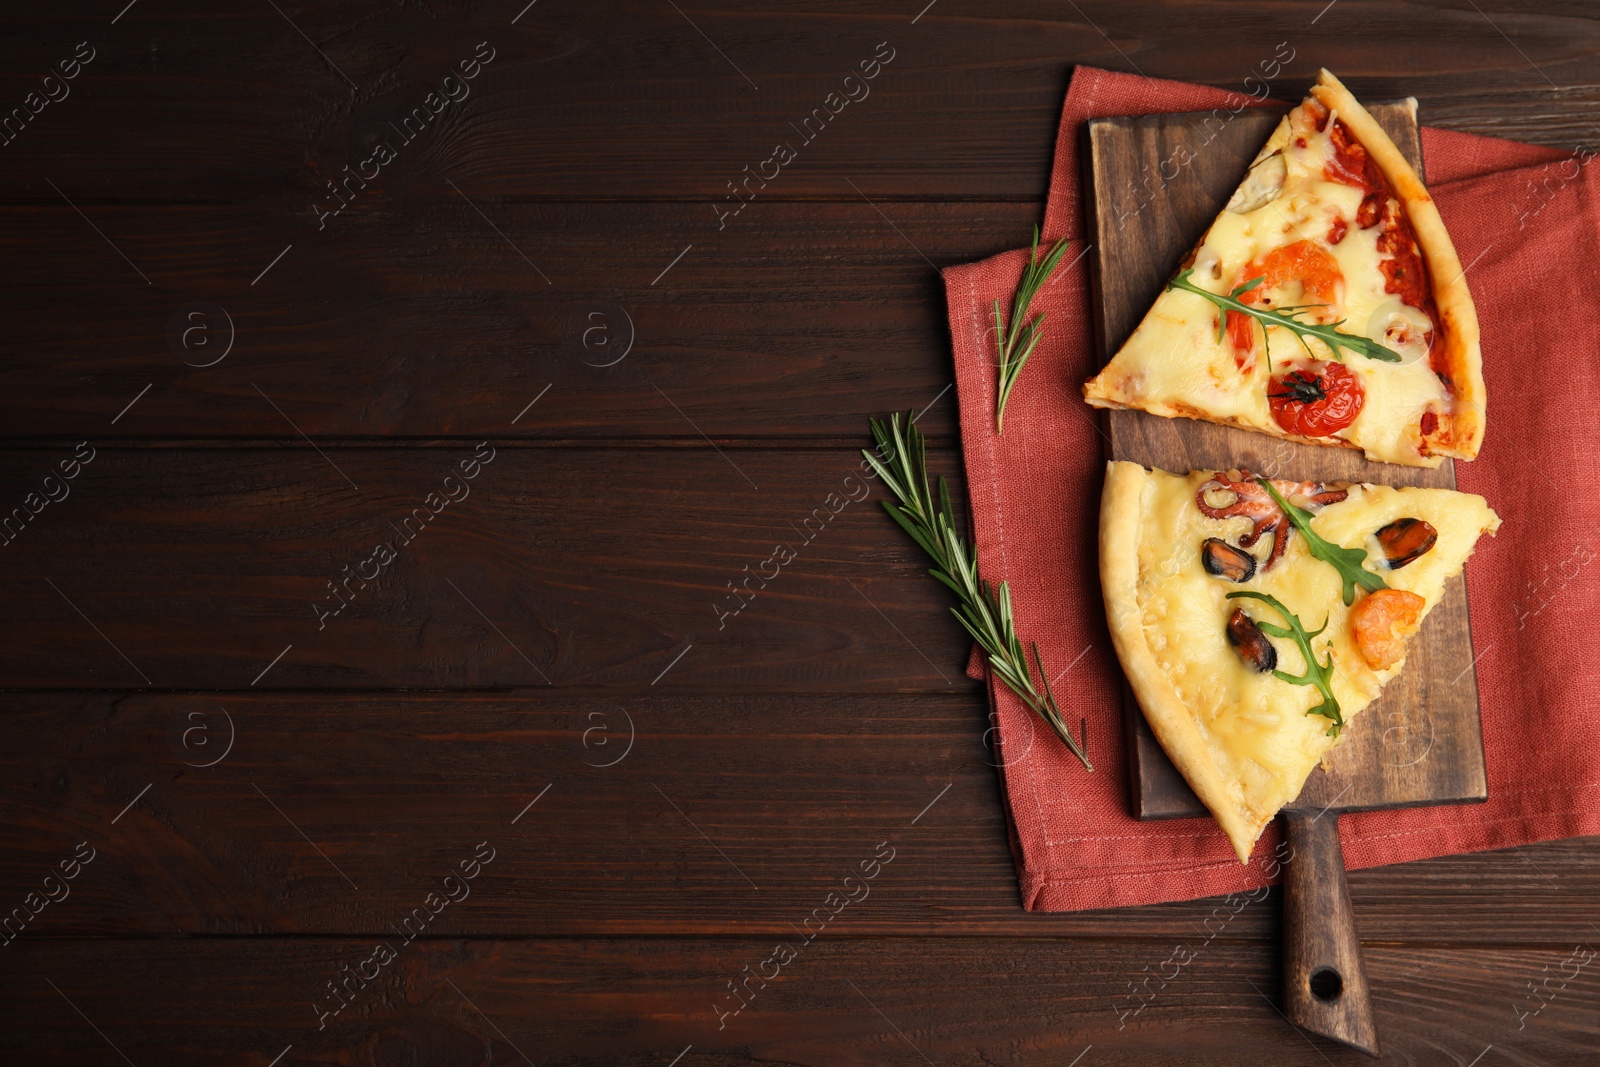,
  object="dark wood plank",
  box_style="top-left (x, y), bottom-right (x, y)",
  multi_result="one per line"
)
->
top-left (0, 444), bottom-right (985, 690)
top-left (0, 690), bottom-right (1595, 943)
top-left (1084, 103), bottom-right (1486, 819)
top-left (0, 200), bottom-right (1013, 440)
top-left (0, 2), bottom-right (1597, 202)
top-left (3, 937), bottom-right (1597, 1065)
